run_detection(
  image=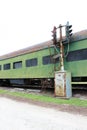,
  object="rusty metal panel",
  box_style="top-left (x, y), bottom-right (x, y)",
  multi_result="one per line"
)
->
top-left (54, 71), bottom-right (72, 98)
top-left (54, 71), bottom-right (66, 97)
